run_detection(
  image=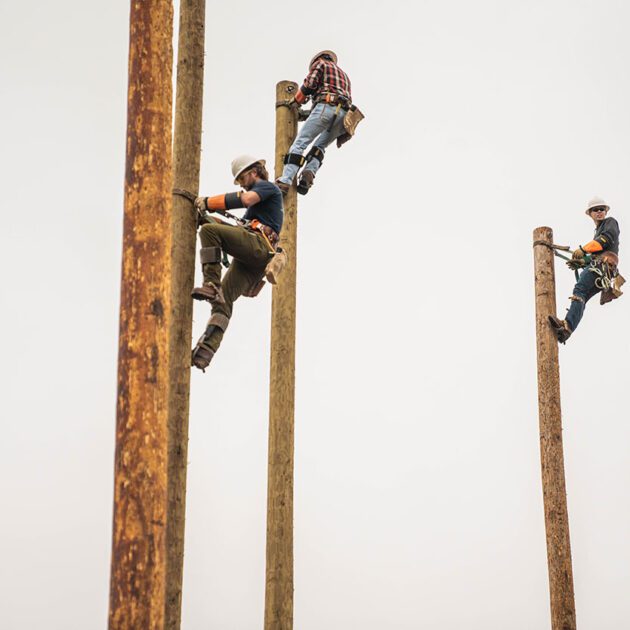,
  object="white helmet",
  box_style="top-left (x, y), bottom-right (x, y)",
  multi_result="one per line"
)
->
top-left (309, 49), bottom-right (337, 68)
top-left (585, 196), bottom-right (609, 215)
top-left (231, 155), bottom-right (266, 184)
